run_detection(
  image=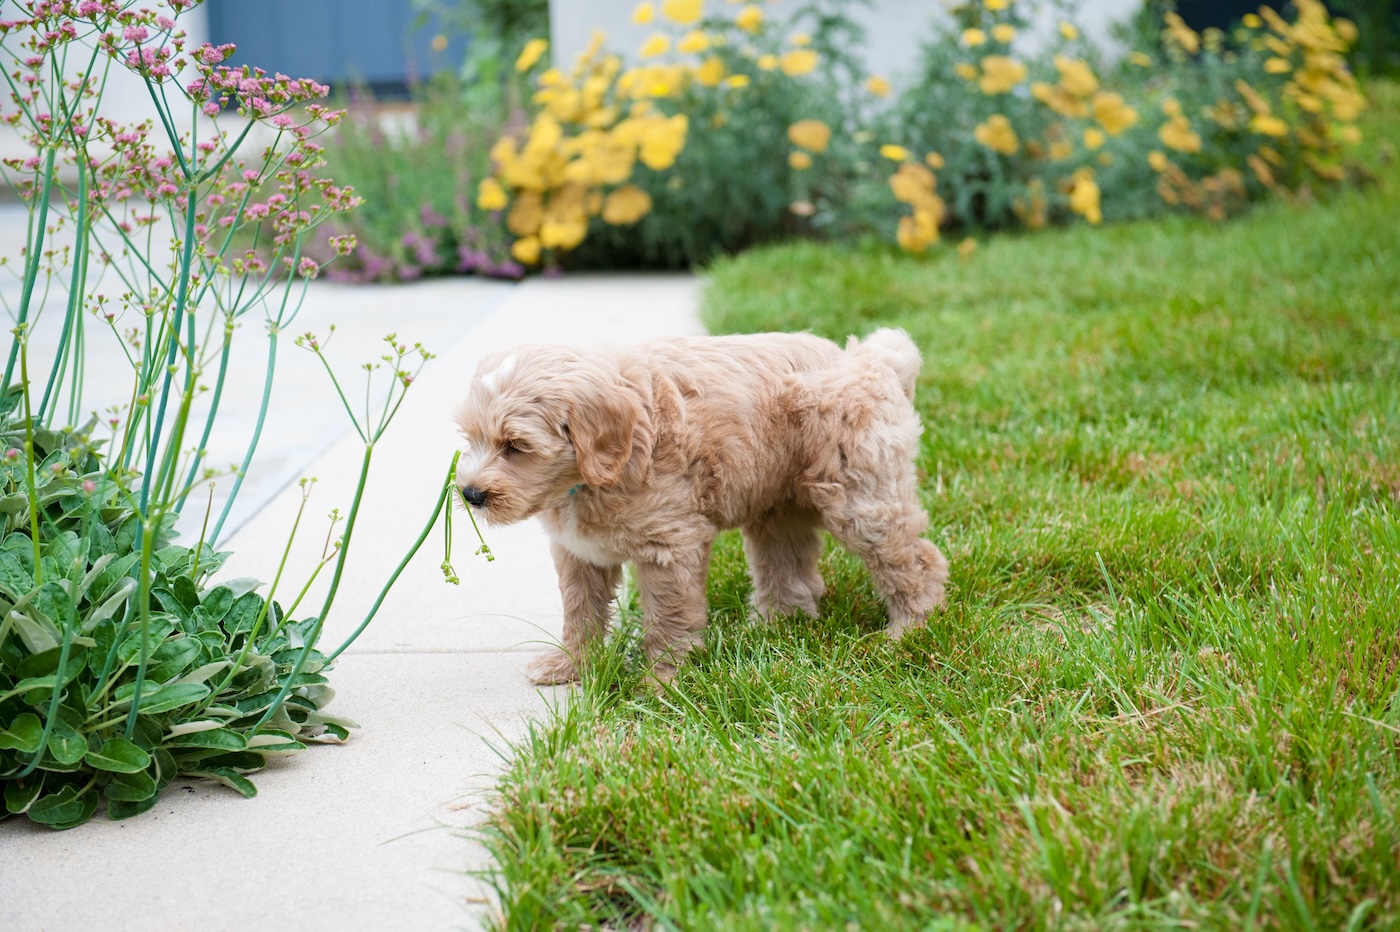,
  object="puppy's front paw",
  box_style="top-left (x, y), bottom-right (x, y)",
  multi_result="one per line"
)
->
top-left (526, 648), bottom-right (579, 685)
top-left (884, 616), bottom-right (926, 640)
